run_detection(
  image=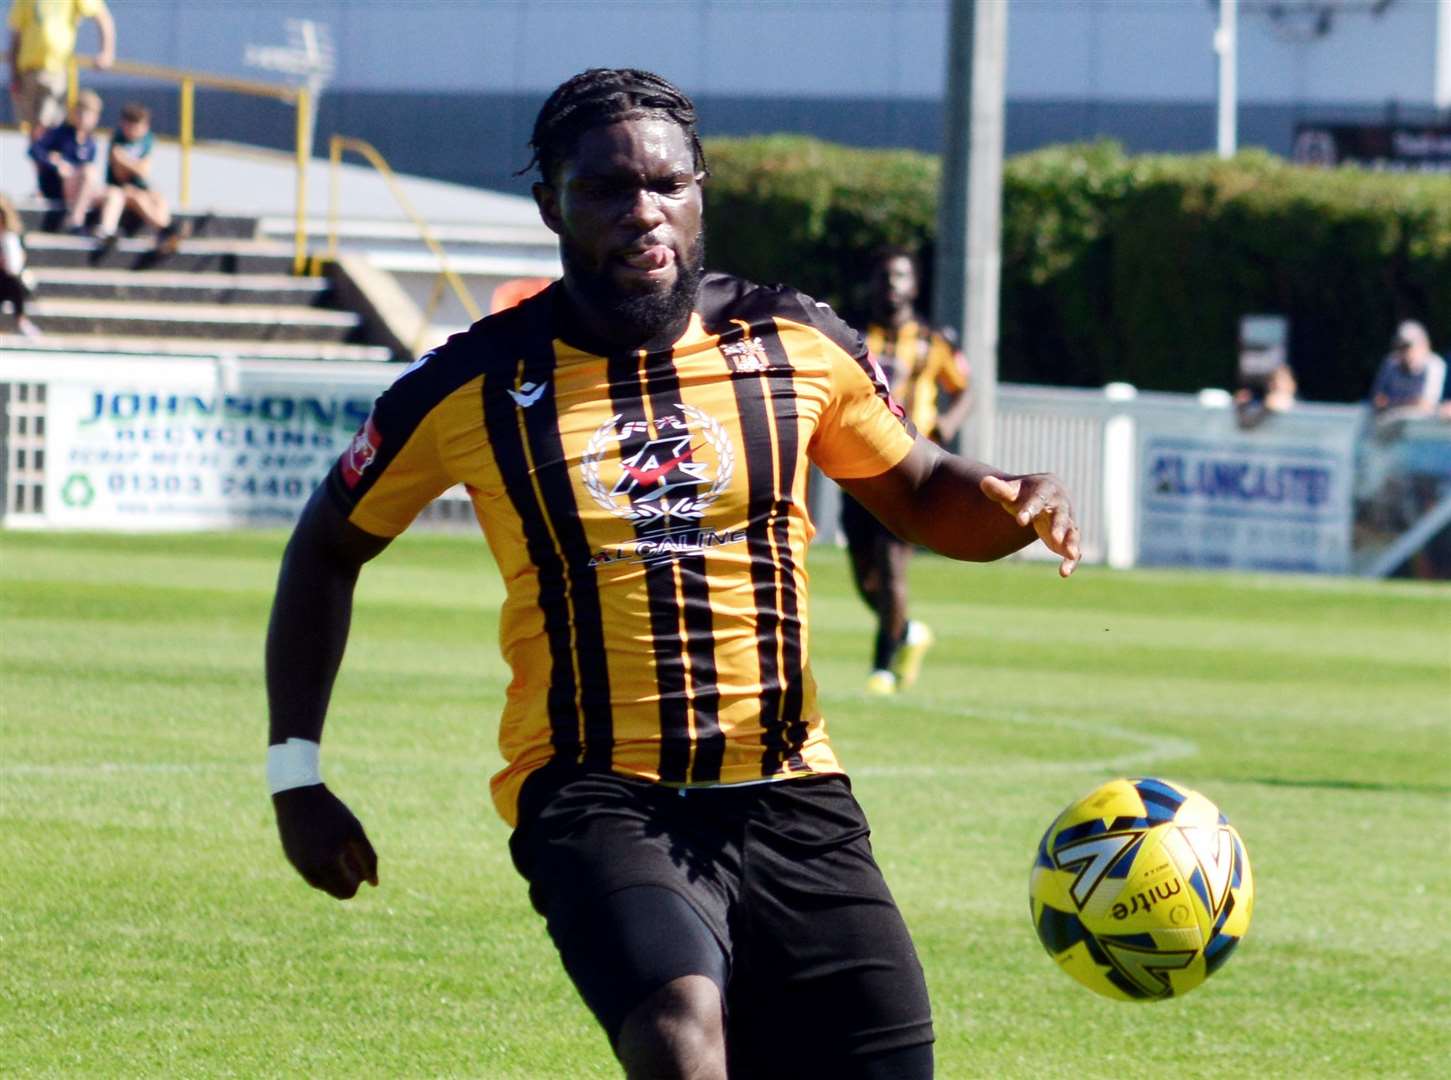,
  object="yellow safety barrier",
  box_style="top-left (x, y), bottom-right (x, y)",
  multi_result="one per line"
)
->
top-left (68, 56), bottom-right (311, 274)
top-left (326, 135), bottom-right (483, 354)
